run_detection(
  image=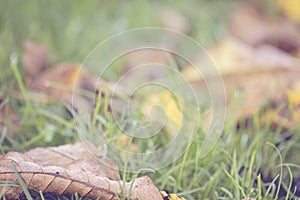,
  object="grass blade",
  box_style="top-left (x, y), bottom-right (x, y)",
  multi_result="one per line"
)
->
top-left (10, 161), bottom-right (32, 200)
